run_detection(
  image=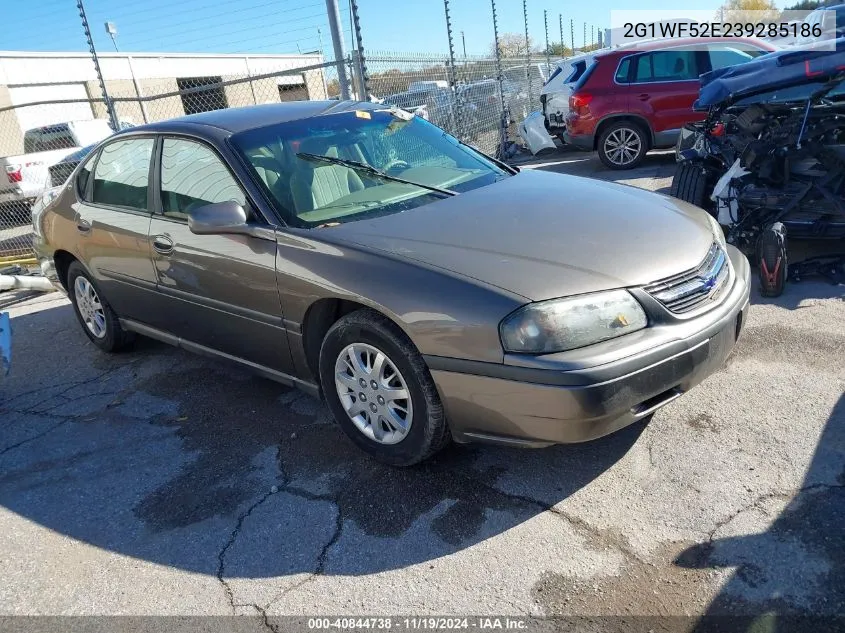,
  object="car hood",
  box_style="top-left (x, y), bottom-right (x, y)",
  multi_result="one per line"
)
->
top-left (323, 170), bottom-right (716, 302)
